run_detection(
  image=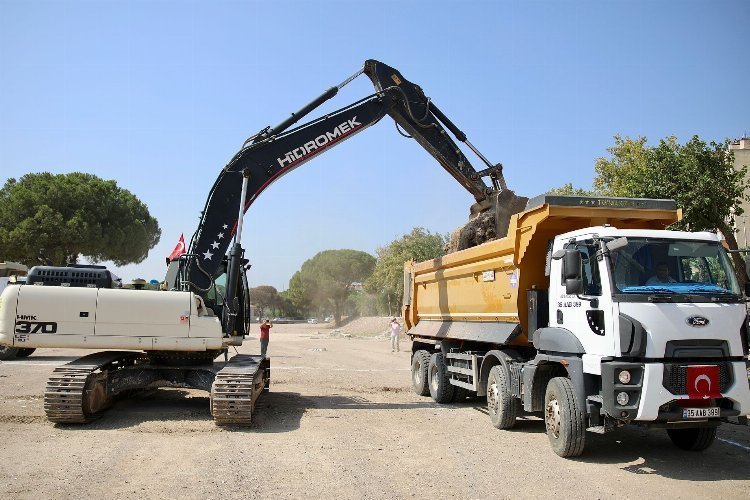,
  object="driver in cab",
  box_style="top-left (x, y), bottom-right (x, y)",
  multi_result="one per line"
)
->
top-left (646, 262), bottom-right (676, 285)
